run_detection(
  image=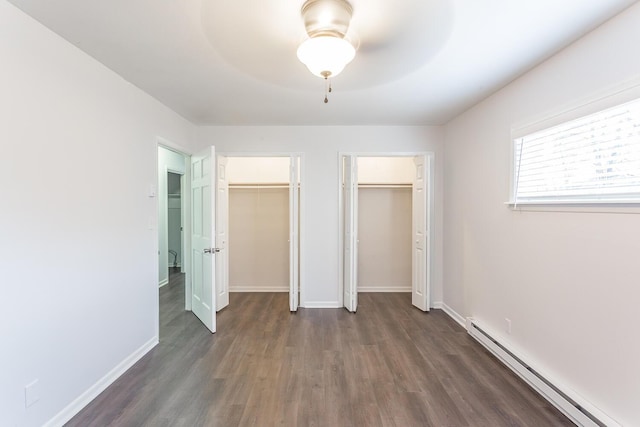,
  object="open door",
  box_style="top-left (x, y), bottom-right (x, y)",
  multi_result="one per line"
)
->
top-left (216, 155), bottom-right (229, 311)
top-left (343, 155), bottom-right (358, 312)
top-left (289, 156), bottom-right (299, 312)
top-left (412, 155), bottom-right (429, 311)
top-left (191, 146), bottom-right (216, 332)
